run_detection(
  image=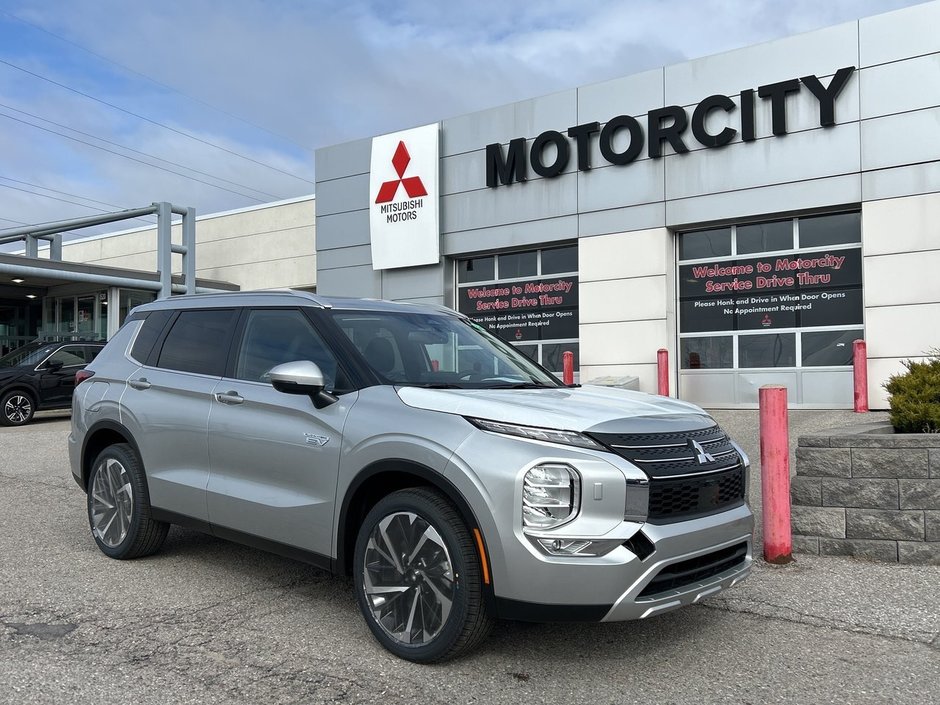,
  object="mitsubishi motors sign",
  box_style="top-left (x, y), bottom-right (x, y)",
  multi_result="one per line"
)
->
top-left (369, 123), bottom-right (440, 270)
